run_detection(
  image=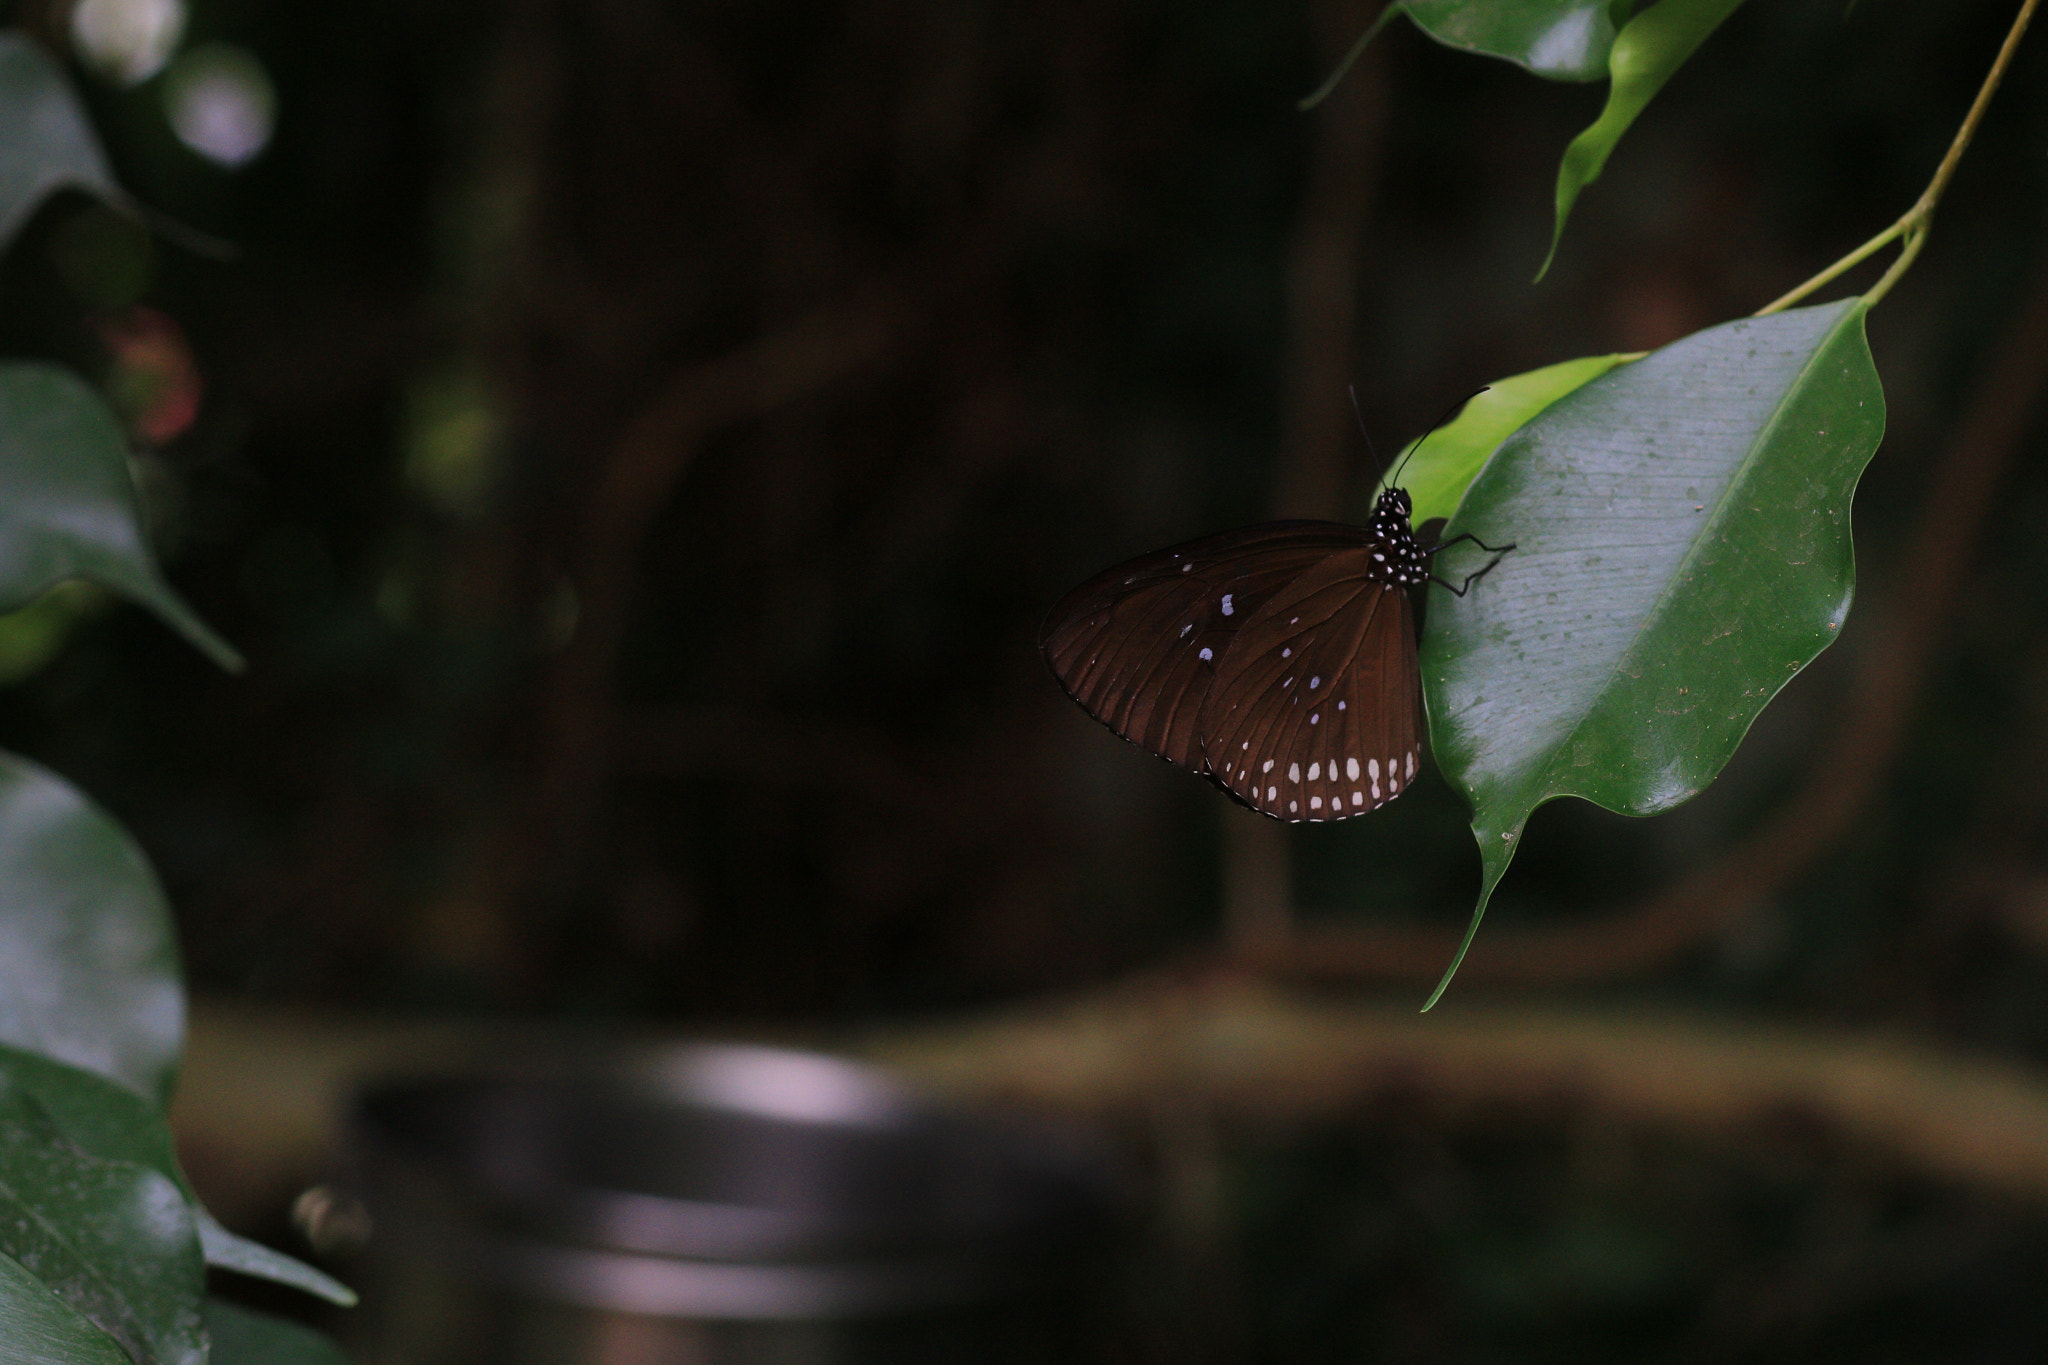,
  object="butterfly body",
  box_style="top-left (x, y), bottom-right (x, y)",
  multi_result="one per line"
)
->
top-left (1041, 487), bottom-right (1467, 823)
